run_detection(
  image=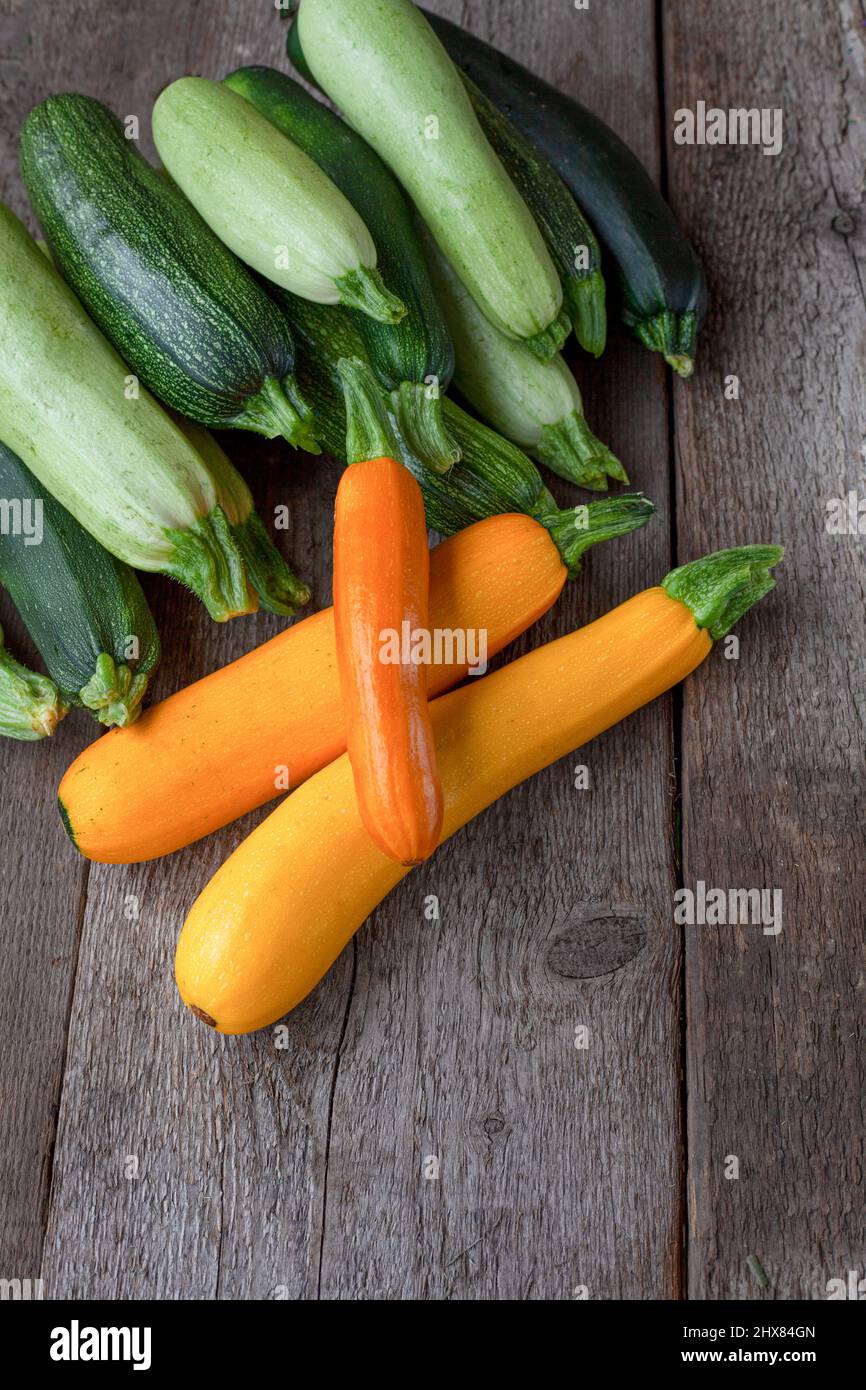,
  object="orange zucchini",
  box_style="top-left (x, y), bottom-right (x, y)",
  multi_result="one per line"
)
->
top-left (59, 498), bottom-right (651, 864)
top-left (175, 546), bottom-right (782, 1034)
top-left (333, 450), bottom-right (443, 864)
